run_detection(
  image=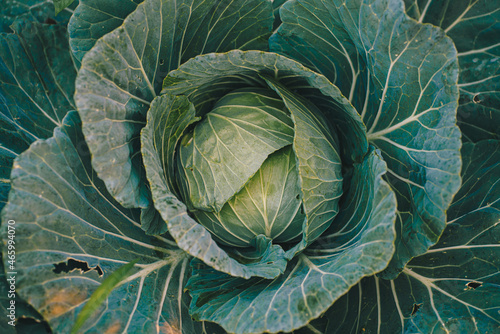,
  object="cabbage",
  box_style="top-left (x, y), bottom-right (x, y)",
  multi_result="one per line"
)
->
top-left (0, 0), bottom-right (498, 333)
